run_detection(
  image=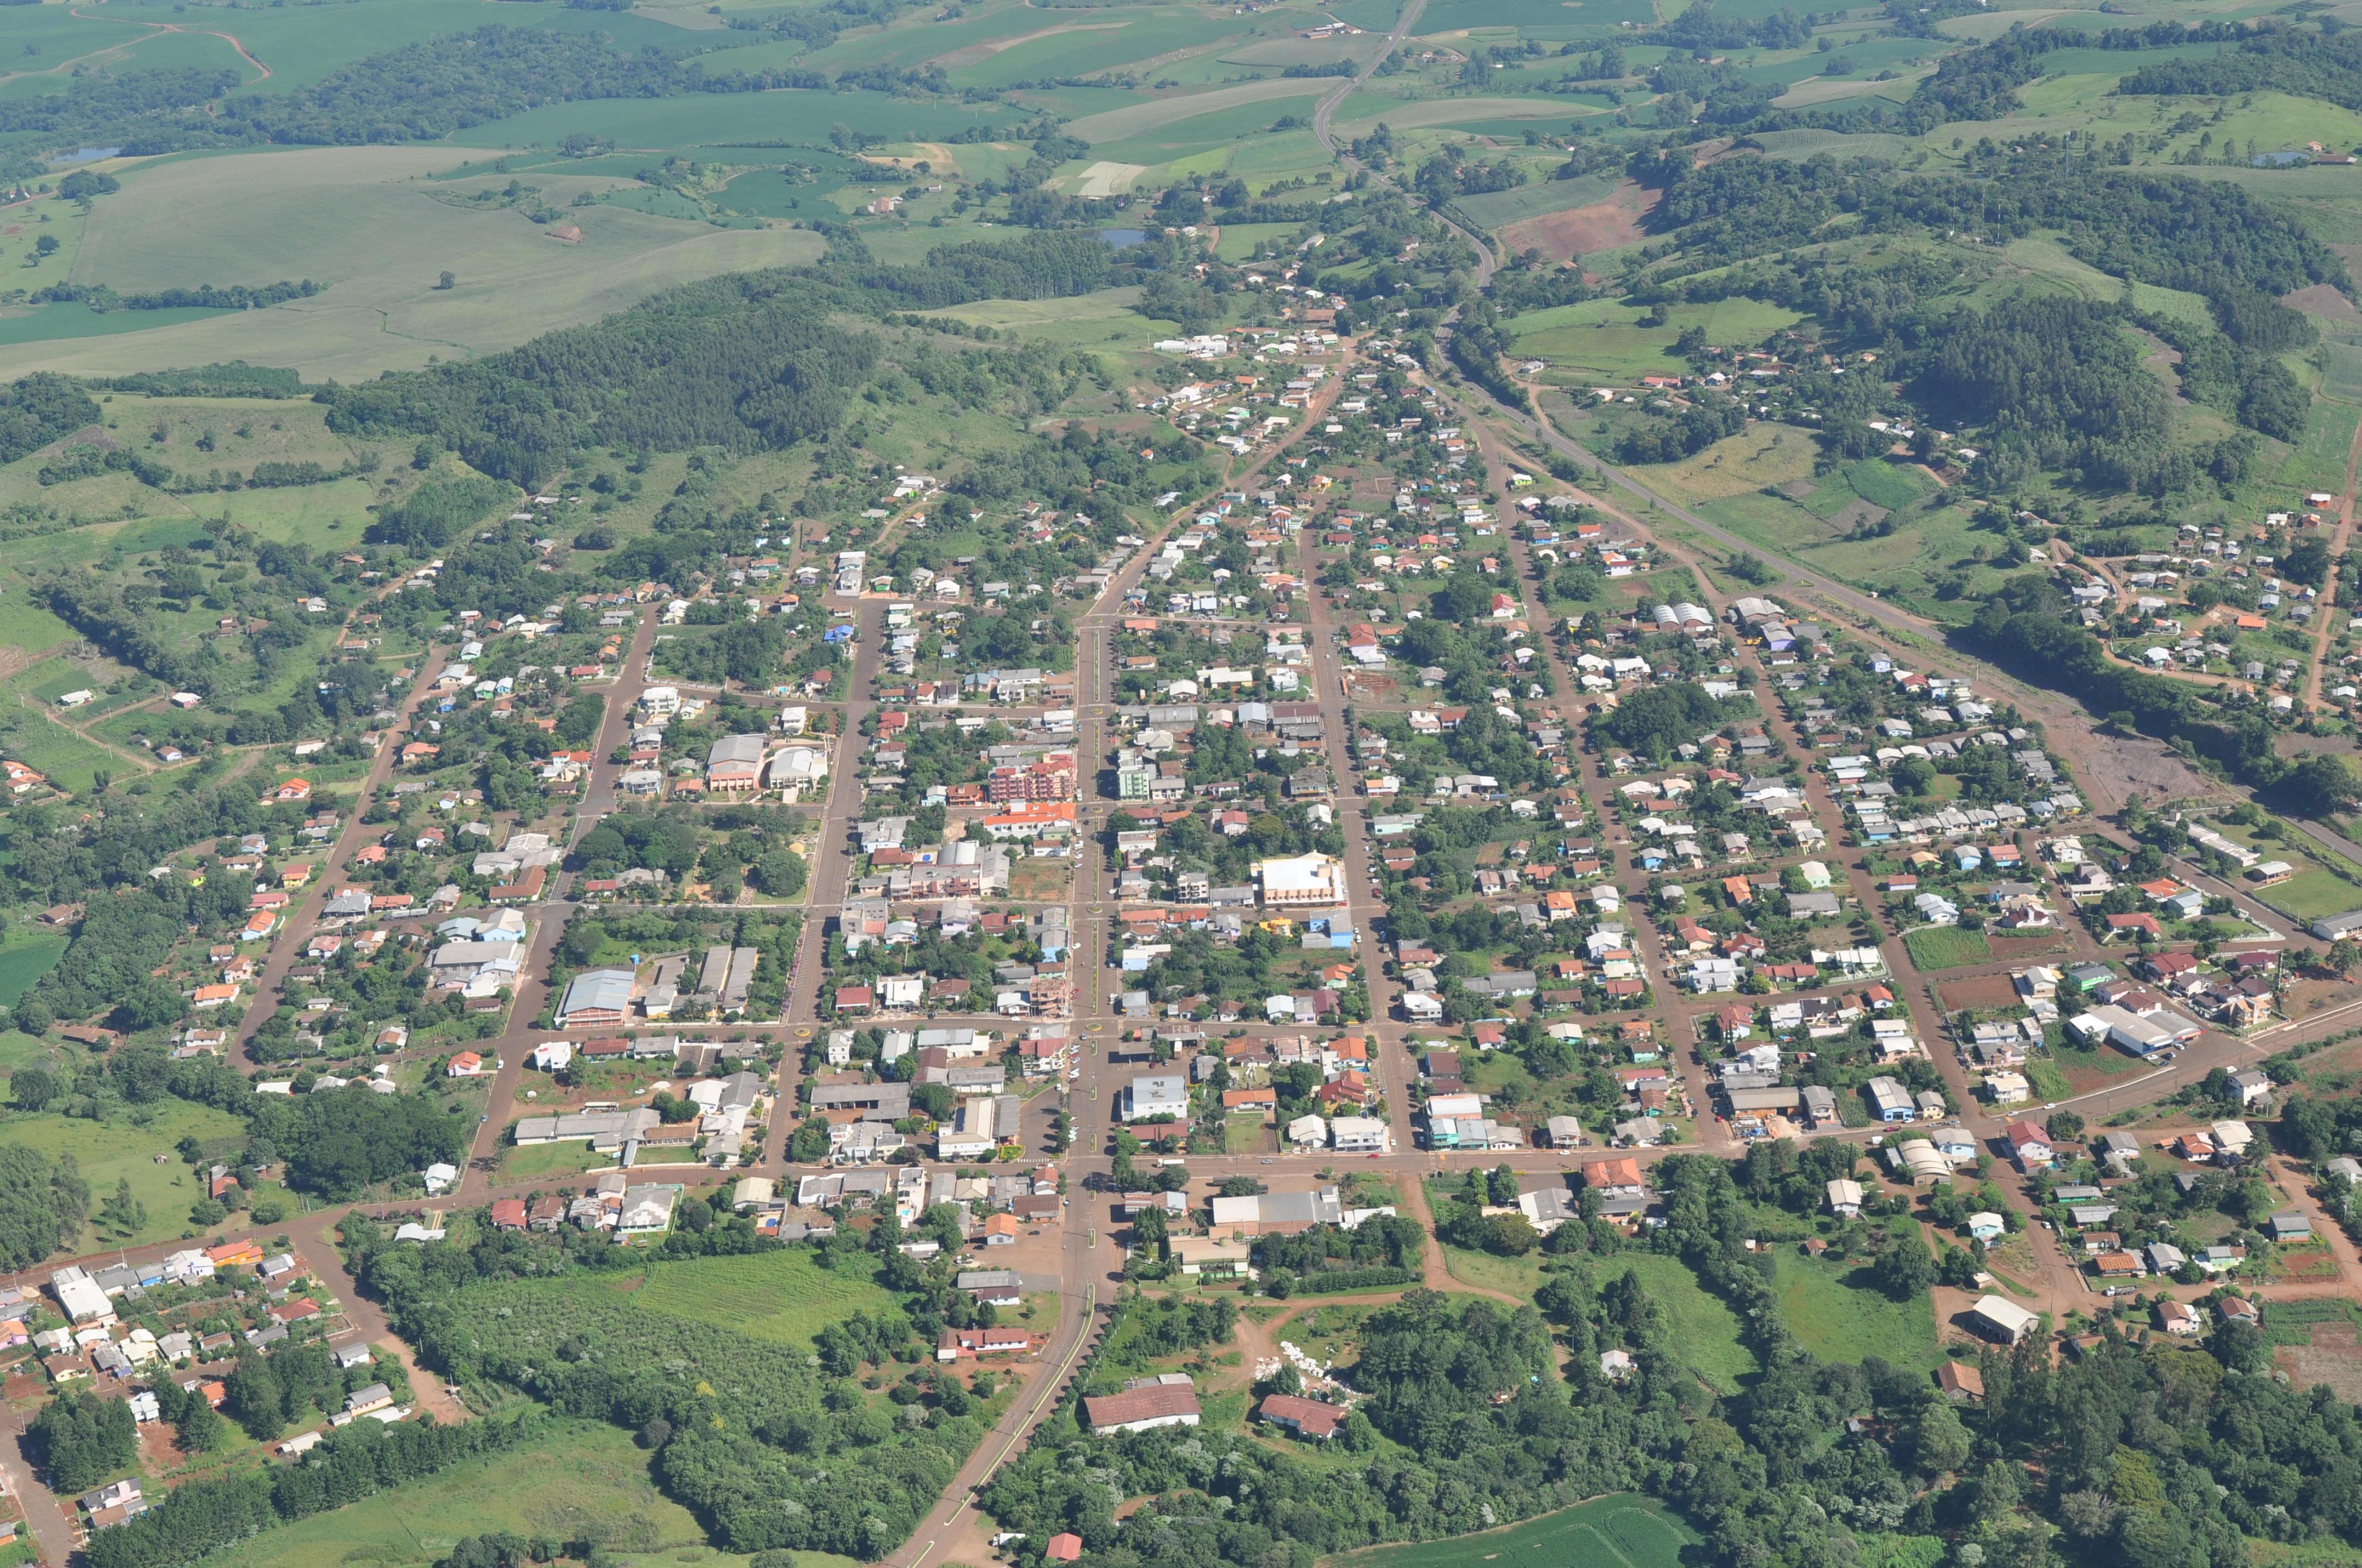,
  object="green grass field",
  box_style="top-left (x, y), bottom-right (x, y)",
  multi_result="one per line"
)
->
top-left (0, 1099), bottom-right (248, 1250)
top-left (0, 939), bottom-right (66, 1008)
top-left (1331, 1493), bottom-right (1697, 1568)
top-left (1903, 926), bottom-right (1993, 971)
top-left (201, 1417), bottom-right (852, 1568)
top-left (499, 1138), bottom-right (614, 1178)
top-left (626, 1248), bottom-right (901, 1348)
top-left (1599, 1254), bottom-right (1755, 1394)
top-left (1772, 1250), bottom-right (1938, 1370)
top-left (2256, 867), bottom-right (2362, 922)
top-left (1514, 298), bottom-right (1802, 380)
